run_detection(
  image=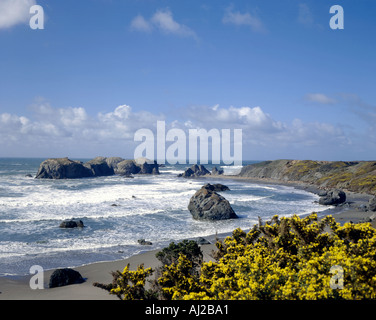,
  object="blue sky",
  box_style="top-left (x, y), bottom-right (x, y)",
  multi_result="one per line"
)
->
top-left (0, 0), bottom-right (376, 161)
